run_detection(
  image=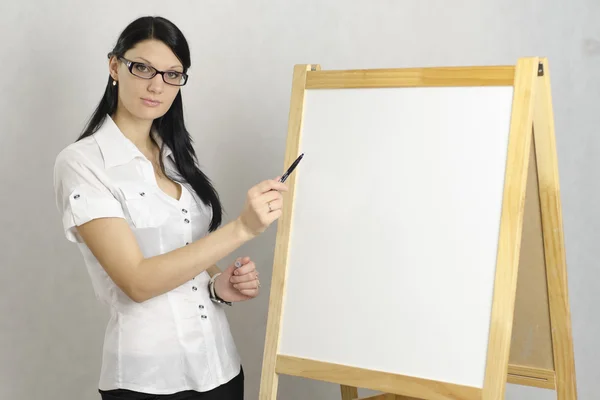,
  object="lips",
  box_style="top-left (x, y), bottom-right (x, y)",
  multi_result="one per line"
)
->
top-left (141, 98), bottom-right (161, 107)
